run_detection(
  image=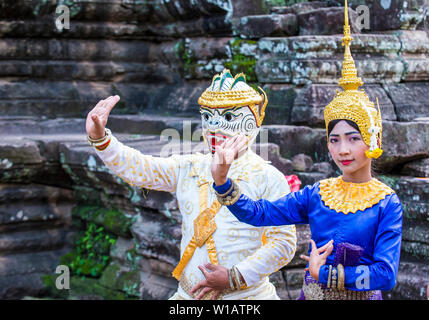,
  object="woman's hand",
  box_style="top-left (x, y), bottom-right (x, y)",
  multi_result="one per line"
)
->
top-left (86, 95), bottom-right (120, 139)
top-left (189, 263), bottom-right (230, 300)
top-left (211, 134), bottom-right (248, 186)
top-left (300, 239), bottom-right (334, 281)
